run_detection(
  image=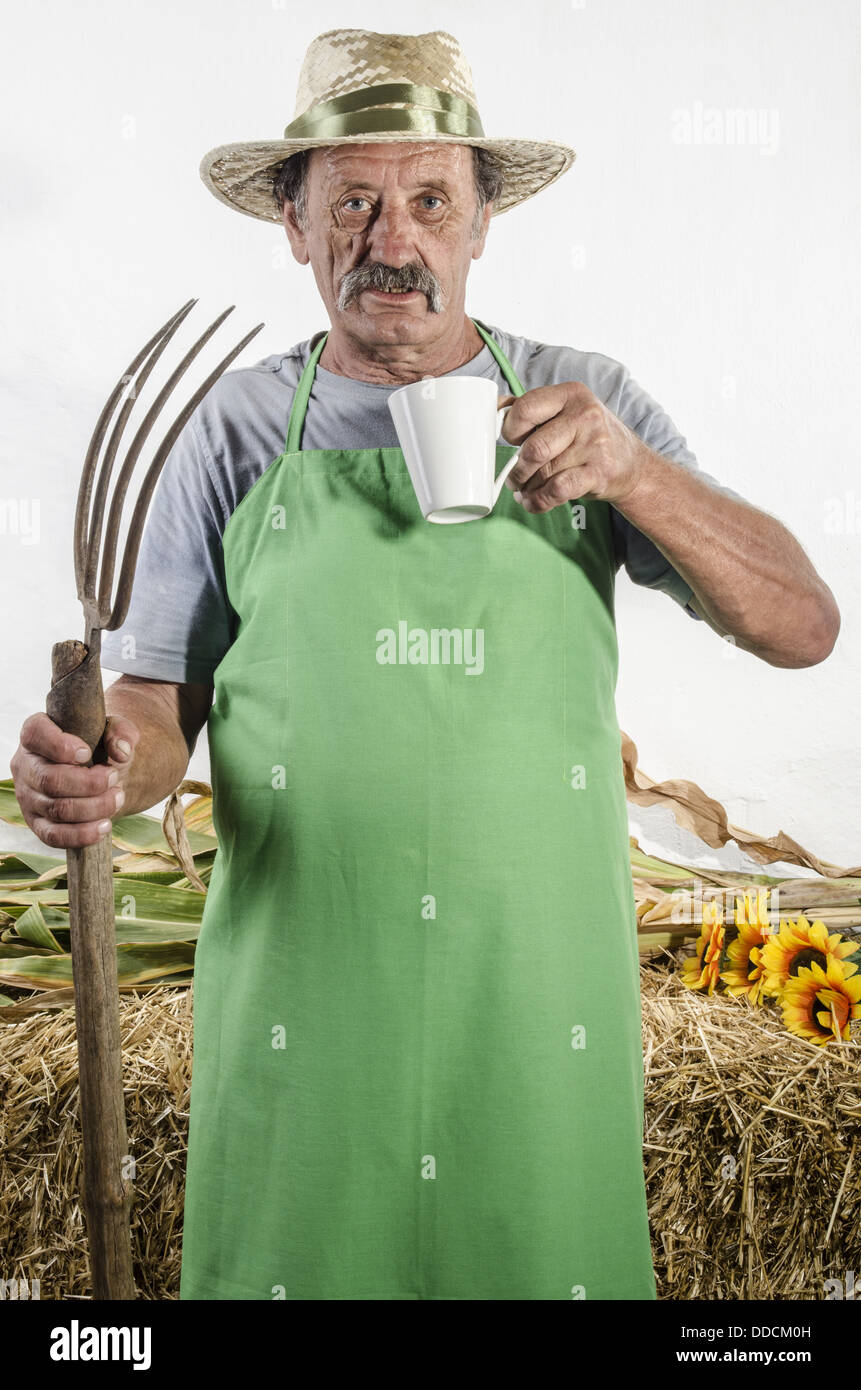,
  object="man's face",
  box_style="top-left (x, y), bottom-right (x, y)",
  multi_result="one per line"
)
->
top-left (281, 142), bottom-right (491, 350)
